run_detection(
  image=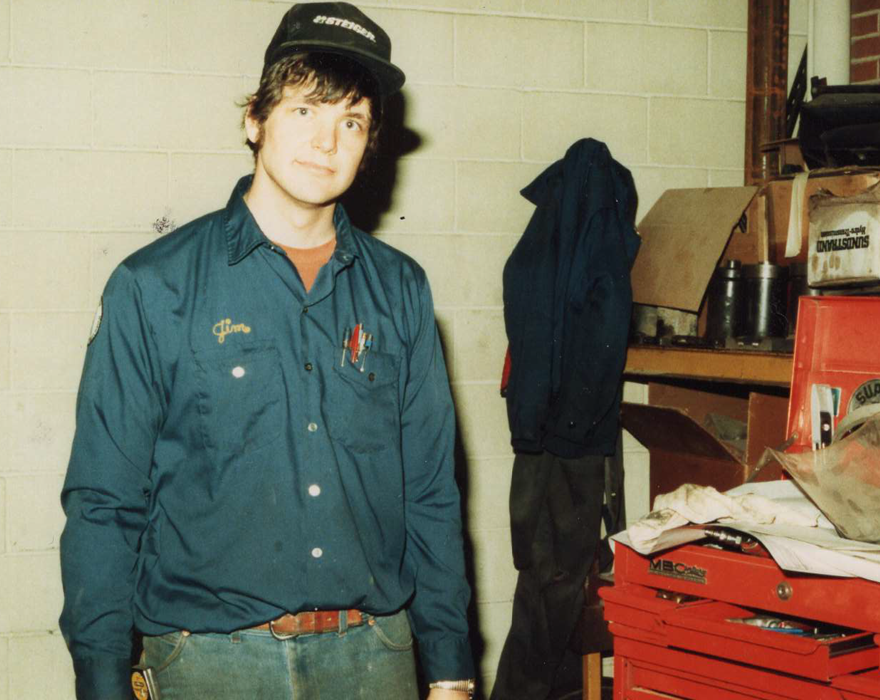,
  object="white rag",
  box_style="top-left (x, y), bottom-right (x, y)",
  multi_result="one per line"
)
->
top-left (627, 483), bottom-right (819, 553)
